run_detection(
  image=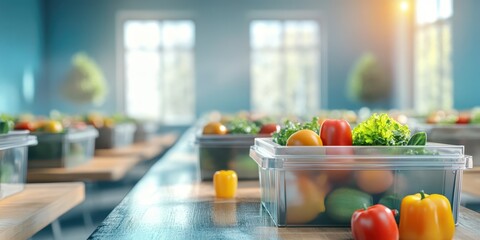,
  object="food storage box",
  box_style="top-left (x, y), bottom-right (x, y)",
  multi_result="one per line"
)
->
top-left (250, 138), bottom-right (472, 227)
top-left (196, 134), bottom-right (263, 180)
top-left (412, 123), bottom-right (480, 166)
top-left (28, 127), bottom-right (98, 168)
top-left (134, 122), bottom-right (158, 143)
top-left (95, 123), bottom-right (136, 149)
top-left (0, 131), bottom-right (37, 199)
